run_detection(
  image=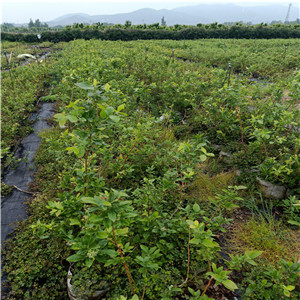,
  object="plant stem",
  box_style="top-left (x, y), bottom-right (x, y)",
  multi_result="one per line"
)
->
top-left (13, 185), bottom-right (36, 195)
top-left (207, 256), bottom-right (212, 272)
top-left (151, 189), bottom-right (168, 214)
top-left (236, 108), bottom-right (247, 155)
top-left (201, 277), bottom-right (214, 296)
top-left (84, 151), bottom-right (88, 195)
top-left (70, 88), bottom-right (74, 102)
top-left (169, 176), bottom-right (184, 220)
top-left (147, 192), bottom-right (150, 216)
top-left (179, 227), bottom-right (191, 287)
top-left (141, 285), bottom-right (146, 300)
top-left (264, 143), bottom-right (269, 158)
top-left (111, 226), bottom-right (135, 295)
top-left (205, 202), bottom-right (221, 227)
